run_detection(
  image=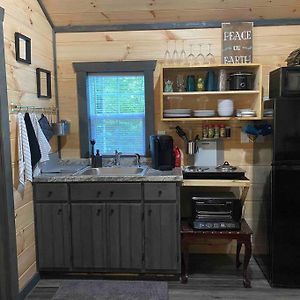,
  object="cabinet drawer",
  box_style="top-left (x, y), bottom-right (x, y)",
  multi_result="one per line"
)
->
top-left (35, 183), bottom-right (68, 202)
top-left (70, 183), bottom-right (141, 201)
top-left (144, 183), bottom-right (177, 201)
